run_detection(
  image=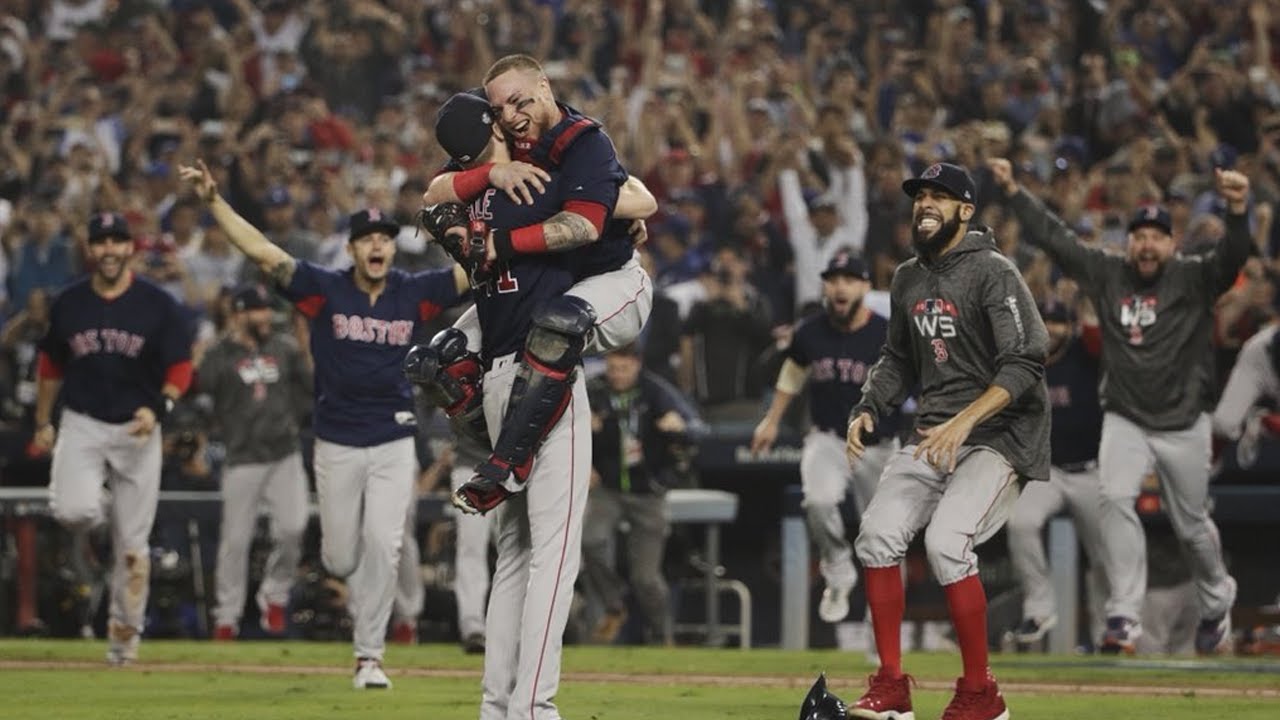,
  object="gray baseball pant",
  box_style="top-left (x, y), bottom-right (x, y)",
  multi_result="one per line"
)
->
top-left (49, 409), bottom-right (162, 643)
top-left (393, 478), bottom-right (424, 626)
top-left (451, 462), bottom-right (493, 640)
top-left (802, 430), bottom-right (893, 590)
top-left (1097, 412), bottom-right (1235, 621)
top-left (213, 452), bottom-right (309, 628)
top-left (314, 436), bottom-right (416, 662)
top-left (580, 486), bottom-right (670, 641)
